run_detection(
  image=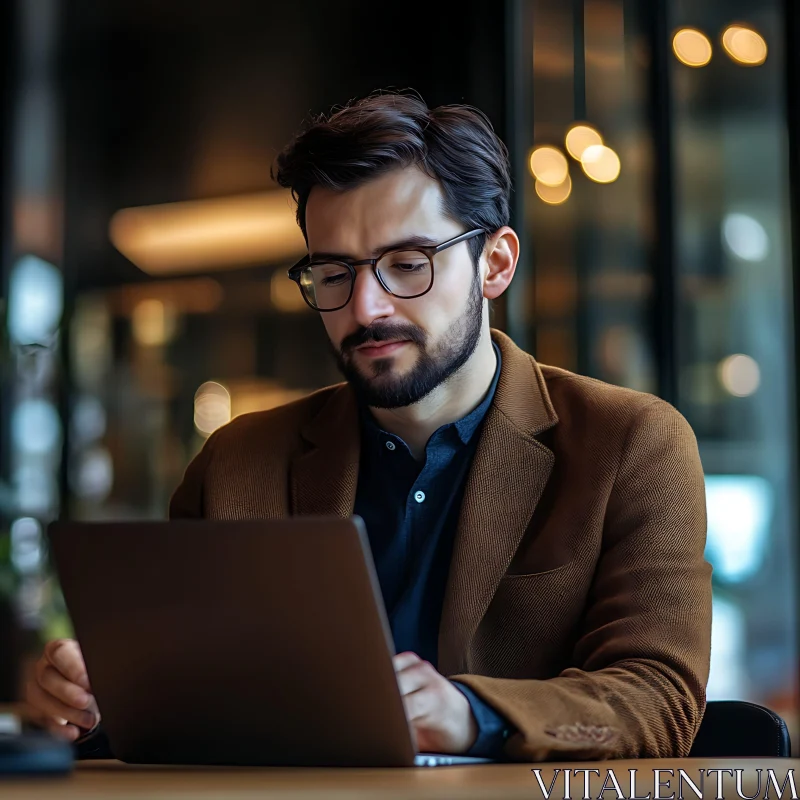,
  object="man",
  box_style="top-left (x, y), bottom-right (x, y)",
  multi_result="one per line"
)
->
top-left (26, 92), bottom-right (712, 762)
